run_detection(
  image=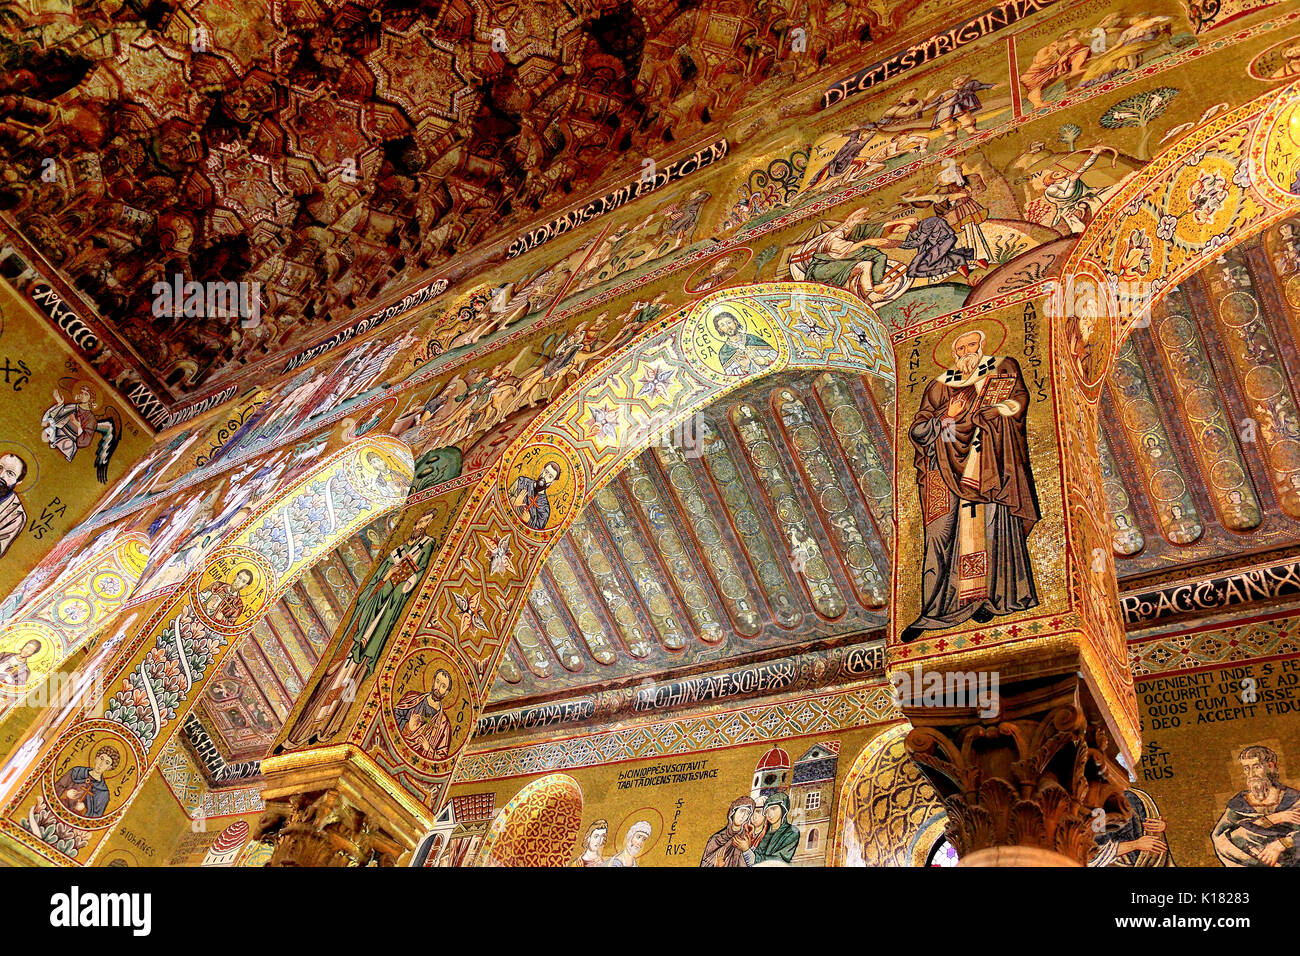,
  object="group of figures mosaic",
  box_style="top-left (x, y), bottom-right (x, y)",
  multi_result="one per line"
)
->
top-left (1, 0), bottom-right (1300, 867)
